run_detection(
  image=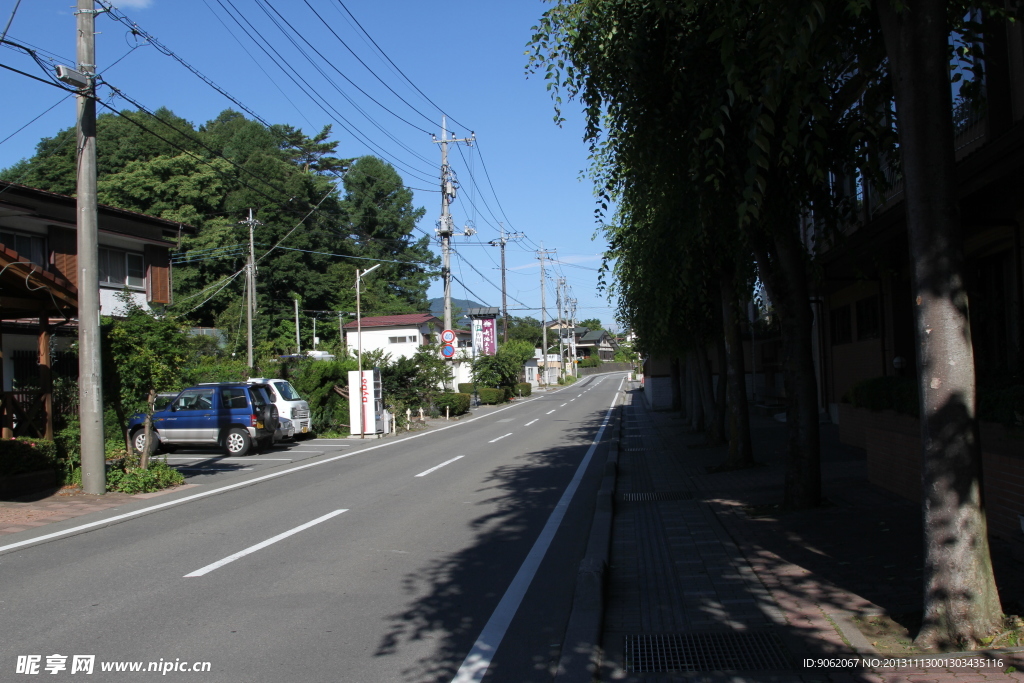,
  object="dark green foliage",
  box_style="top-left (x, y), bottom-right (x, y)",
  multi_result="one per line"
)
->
top-left (579, 356), bottom-right (601, 368)
top-left (516, 383), bottom-right (532, 397)
top-left (106, 460), bottom-right (184, 494)
top-left (0, 438), bottom-right (59, 477)
top-left (434, 393), bottom-right (471, 416)
top-left (504, 317), bottom-right (543, 346)
top-left (457, 383), bottom-right (477, 395)
top-left (3, 109), bottom-right (439, 356)
top-left (843, 376), bottom-right (919, 417)
top-left (288, 358), bottom-right (359, 432)
top-left (478, 387), bottom-right (506, 405)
